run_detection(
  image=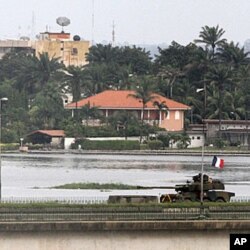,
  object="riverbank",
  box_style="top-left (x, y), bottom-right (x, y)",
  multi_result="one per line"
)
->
top-left (4, 148), bottom-right (250, 156)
